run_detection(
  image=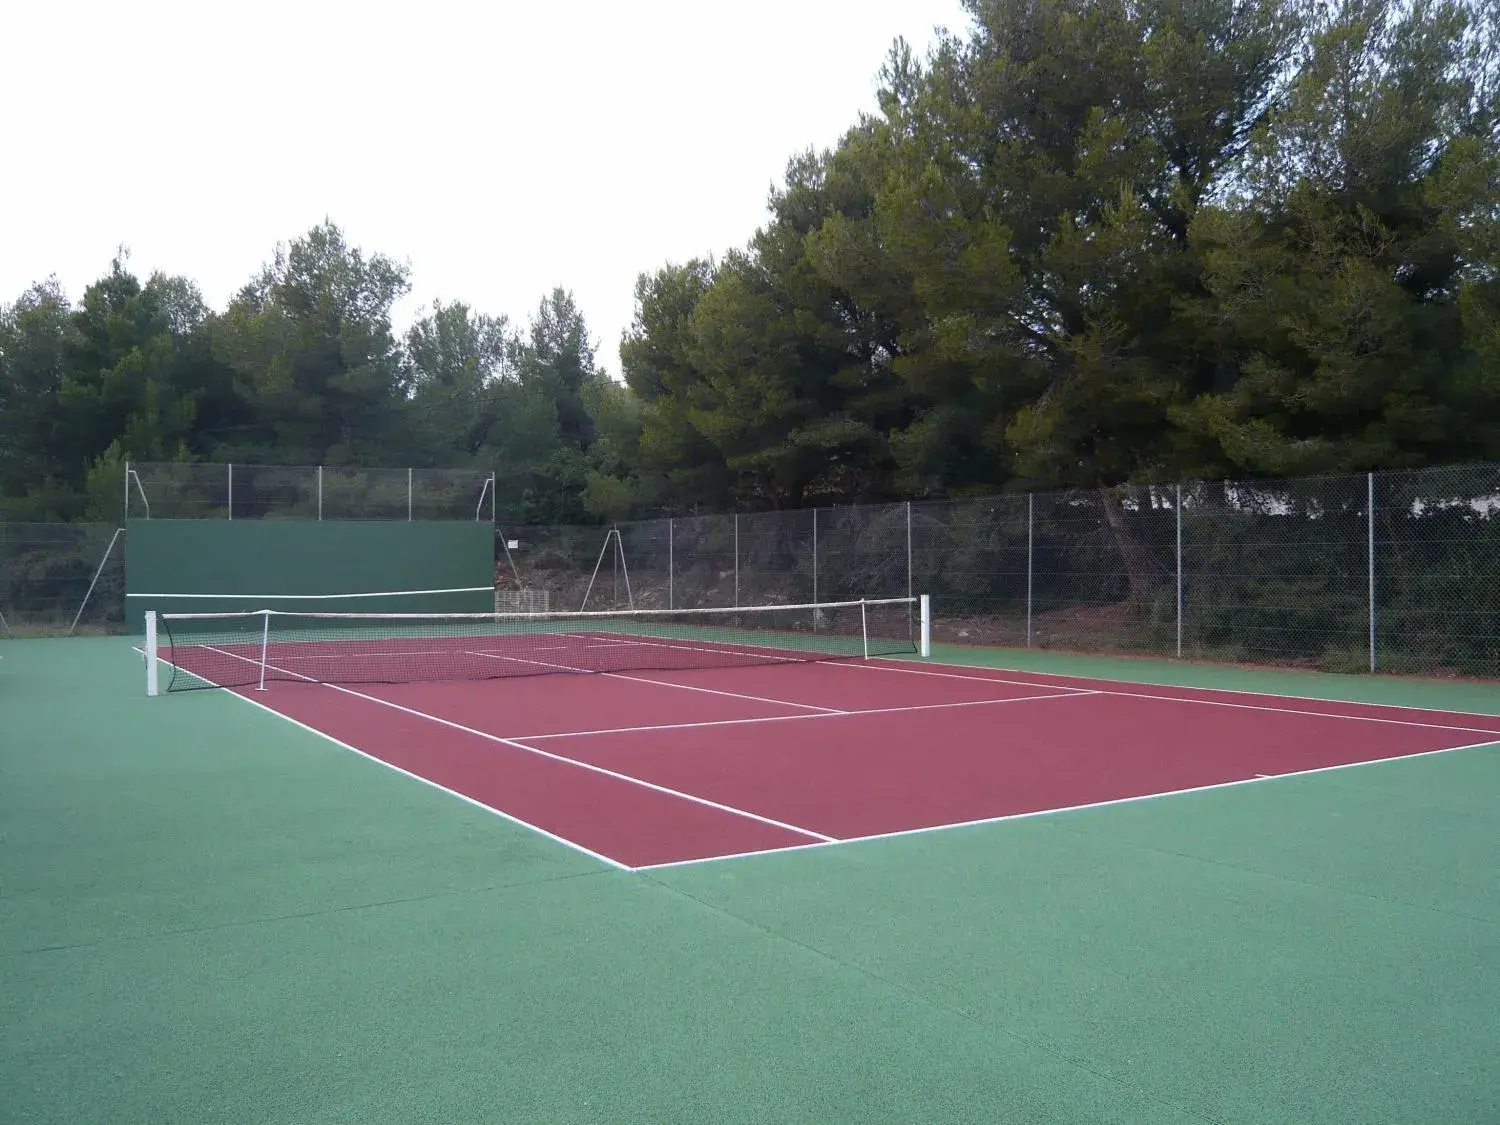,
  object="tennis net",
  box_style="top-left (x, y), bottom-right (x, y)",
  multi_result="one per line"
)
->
top-left (145, 596), bottom-right (930, 694)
